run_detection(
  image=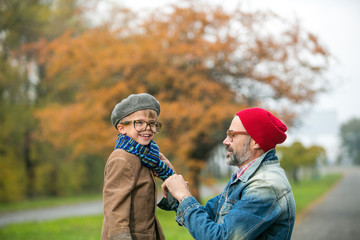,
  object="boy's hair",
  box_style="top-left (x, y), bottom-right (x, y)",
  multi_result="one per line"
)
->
top-left (111, 93), bottom-right (160, 129)
top-left (122, 109), bottom-right (158, 122)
